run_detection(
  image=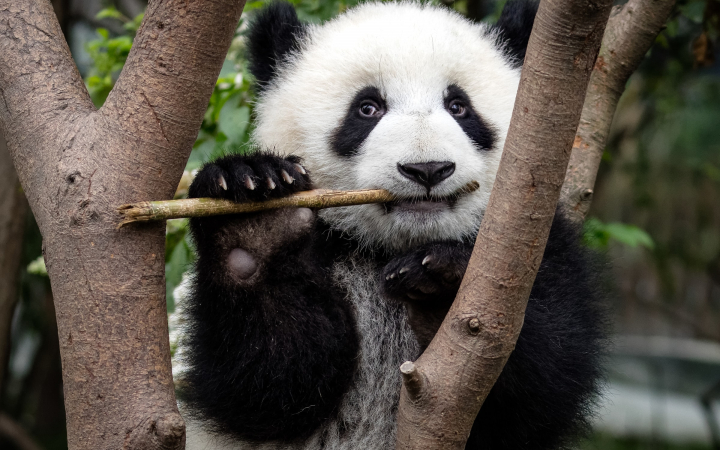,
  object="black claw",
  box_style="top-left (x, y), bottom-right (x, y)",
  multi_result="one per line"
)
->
top-left (189, 153), bottom-right (312, 204)
top-left (382, 242), bottom-right (473, 304)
